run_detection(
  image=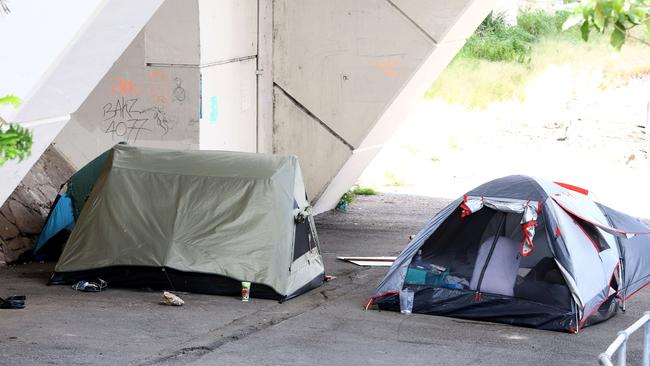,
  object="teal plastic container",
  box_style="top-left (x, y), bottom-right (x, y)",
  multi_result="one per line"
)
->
top-left (425, 270), bottom-right (449, 287)
top-left (405, 268), bottom-right (449, 286)
top-left (404, 268), bottom-right (428, 285)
